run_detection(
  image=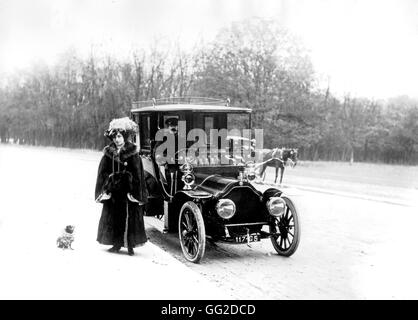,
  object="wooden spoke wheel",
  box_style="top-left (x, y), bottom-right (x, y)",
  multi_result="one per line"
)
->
top-left (178, 201), bottom-right (206, 263)
top-left (269, 196), bottom-right (300, 257)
